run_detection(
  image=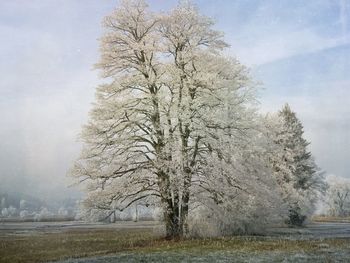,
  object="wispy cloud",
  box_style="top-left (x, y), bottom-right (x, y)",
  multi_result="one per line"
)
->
top-left (231, 29), bottom-right (350, 66)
